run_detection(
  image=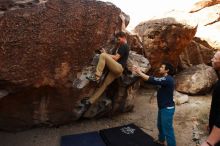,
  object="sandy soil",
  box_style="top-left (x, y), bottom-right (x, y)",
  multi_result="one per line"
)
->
top-left (0, 88), bottom-right (211, 146)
